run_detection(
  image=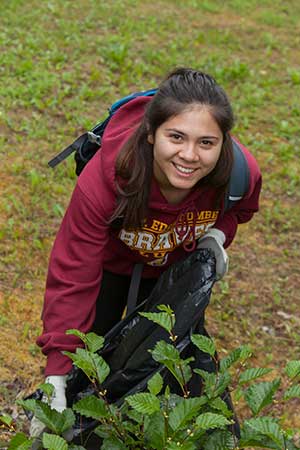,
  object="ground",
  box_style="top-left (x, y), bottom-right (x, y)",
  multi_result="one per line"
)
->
top-left (0, 0), bottom-right (300, 448)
